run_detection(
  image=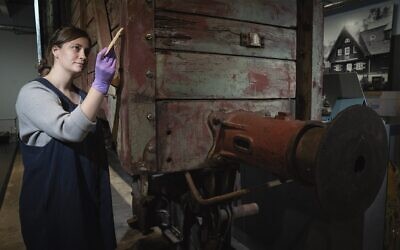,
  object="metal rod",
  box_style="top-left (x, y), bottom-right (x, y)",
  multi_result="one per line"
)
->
top-left (185, 172), bottom-right (288, 206)
top-left (34, 0), bottom-right (42, 63)
top-left (185, 172), bottom-right (249, 205)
